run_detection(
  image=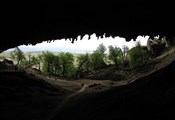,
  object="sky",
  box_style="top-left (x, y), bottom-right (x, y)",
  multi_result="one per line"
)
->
top-left (6, 33), bottom-right (149, 53)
